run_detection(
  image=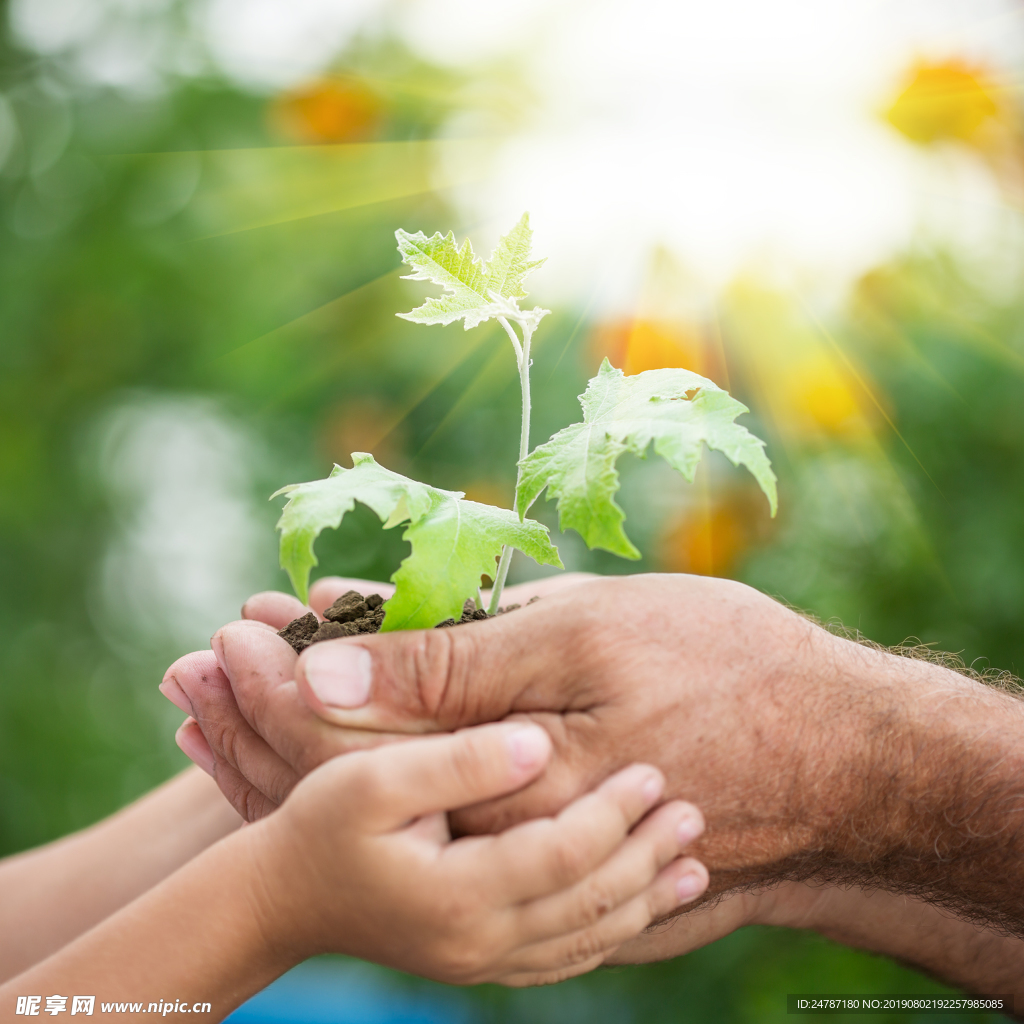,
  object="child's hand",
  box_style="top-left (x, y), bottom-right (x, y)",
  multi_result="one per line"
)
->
top-left (246, 722), bottom-right (707, 987)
